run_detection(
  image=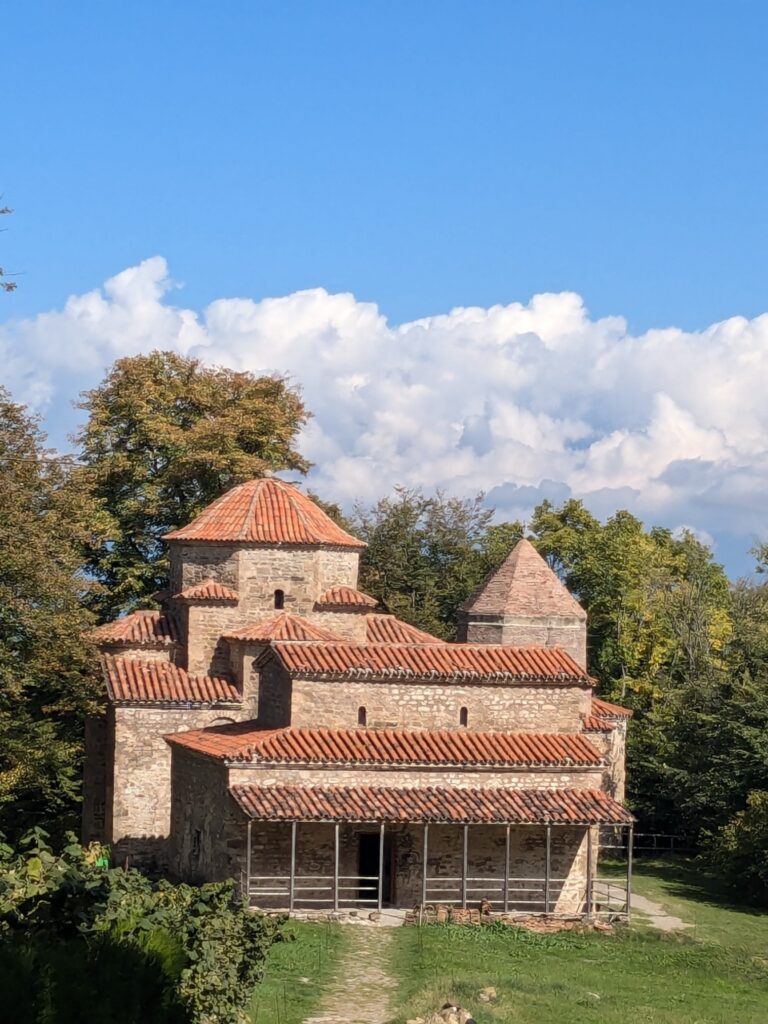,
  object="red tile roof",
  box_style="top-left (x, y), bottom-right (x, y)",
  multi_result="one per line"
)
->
top-left (230, 783), bottom-right (633, 825)
top-left (175, 579), bottom-right (239, 603)
top-left (462, 539), bottom-right (586, 620)
top-left (165, 722), bottom-right (605, 767)
top-left (315, 586), bottom-right (378, 609)
top-left (163, 478), bottom-right (365, 548)
top-left (581, 716), bottom-right (614, 733)
top-left (364, 615), bottom-right (441, 645)
top-left (265, 641), bottom-right (591, 684)
top-left (592, 697), bottom-right (633, 718)
top-left (102, 655), bottom-right (240, 706)
top-left (93, 610), bottom-right (180, 647)
top-left (226, 613), bottom-right (344, 643)
top-left (582, 697), bottom-right (633, 732)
